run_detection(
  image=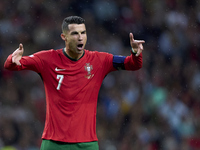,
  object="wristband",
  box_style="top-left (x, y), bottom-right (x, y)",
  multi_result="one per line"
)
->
top-left (131, 48), bottom-right (137, 55)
